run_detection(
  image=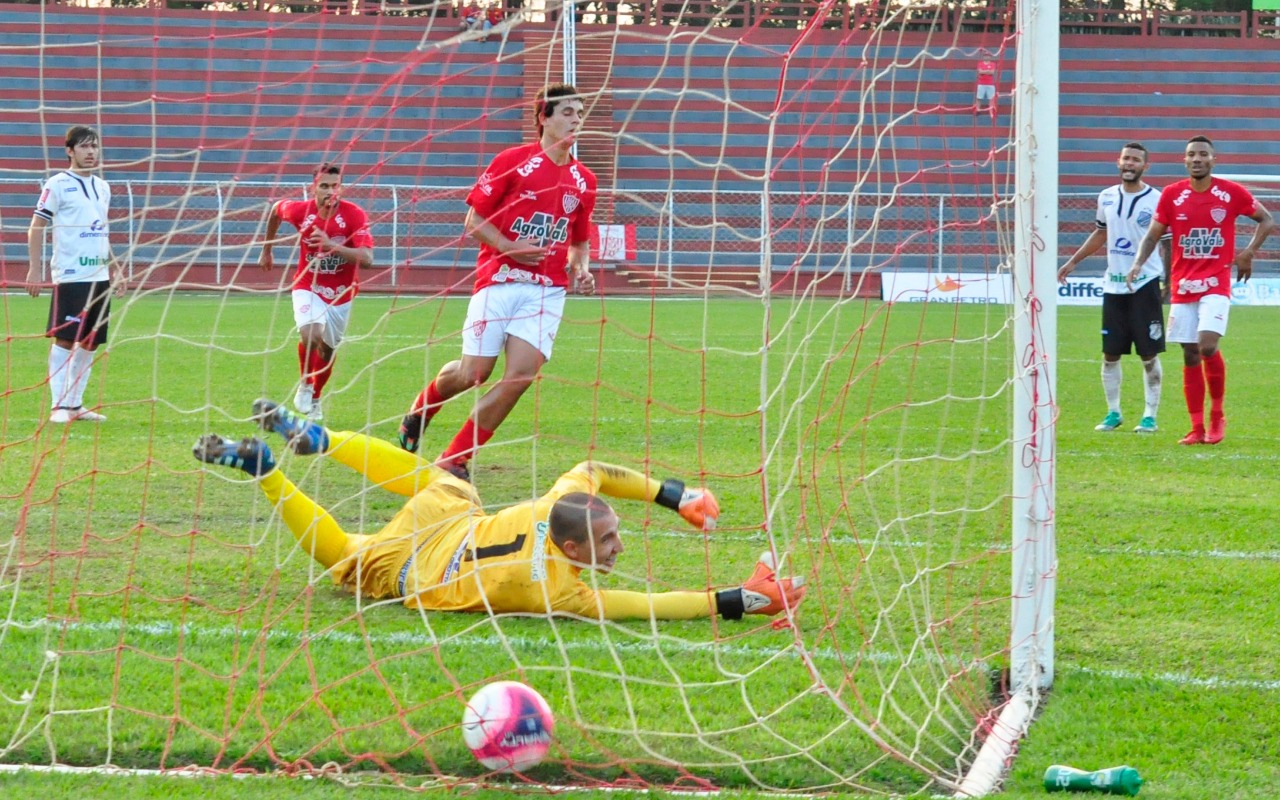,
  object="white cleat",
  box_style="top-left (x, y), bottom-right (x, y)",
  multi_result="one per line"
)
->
top-left (50, 408), bottom-right (73, 423)
top-left (73, 407), bottom-right (107, 422)
top-left (308, 398), bottom-right (323, 422)
top-left (293, 384), bottom-right (314, 415)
